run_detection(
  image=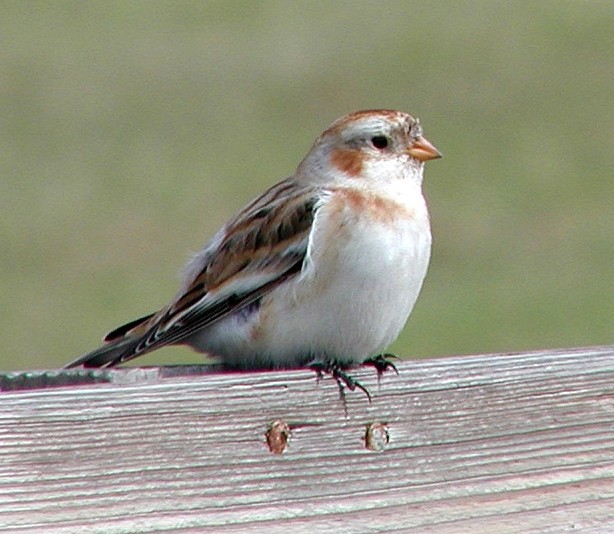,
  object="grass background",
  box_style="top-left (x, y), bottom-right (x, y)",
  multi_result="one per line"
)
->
top-left (1, 1), bottom-right (612, 371)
